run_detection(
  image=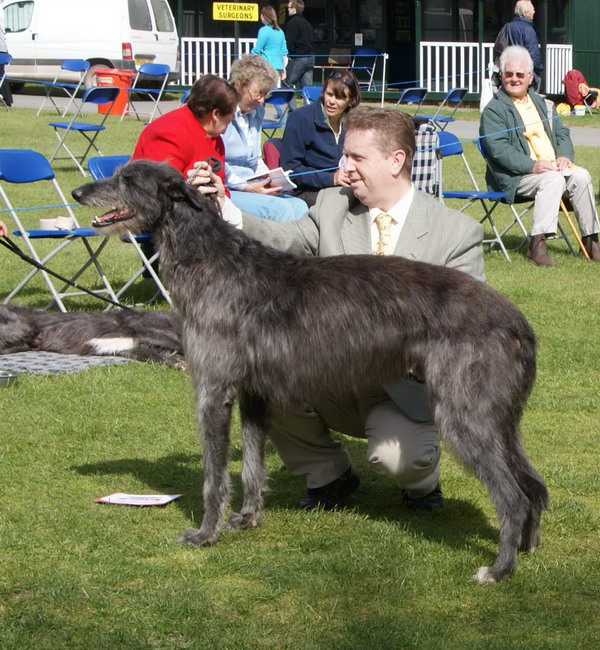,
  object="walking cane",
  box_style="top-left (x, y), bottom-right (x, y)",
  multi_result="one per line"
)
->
top-left (523, 132), bottom-right (590, 259)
